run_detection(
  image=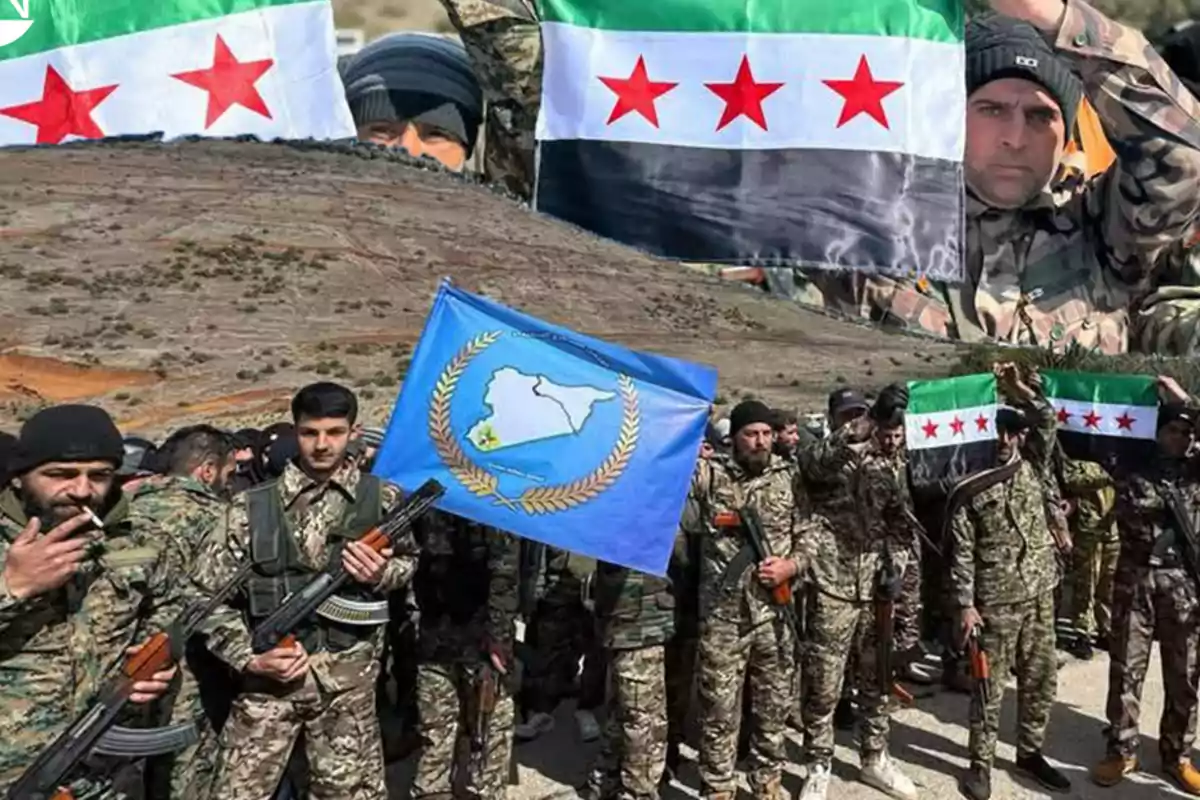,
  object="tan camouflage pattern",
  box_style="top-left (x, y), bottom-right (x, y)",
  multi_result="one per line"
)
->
top-left (0, 487), bottom-right (184, 798)
top-left (411, 661), bottom-right (515, 798)
top-left (969, 592), bottom-right (1058, 769)
top-left (438, 0), bottom-right (541, 198)
top-left (194, 458), bottom-right (410, 798)
top-left (949, 399), bottom-right (1063, 609)
top-left (1060, 459), bottom-right (1119, 638)
top-left (594, 558), bottom-right (676, 651)
top-left (585, 645), bottom-right (669, 800)
top-left (696, 614), bottom-right (794, 799)
top-left (125, 475), bottom-right (229, 799)
top-left (210, 675), bottom-right (386, 800)
top-left (411, 510), bottom-right (518, 797)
